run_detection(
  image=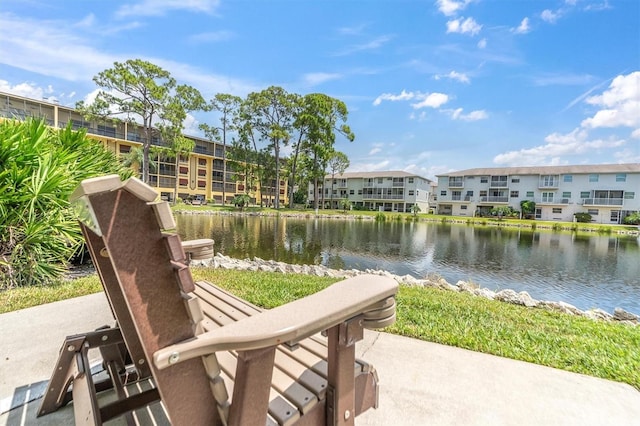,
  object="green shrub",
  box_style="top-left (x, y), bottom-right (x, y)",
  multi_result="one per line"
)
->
top-left (574, 212), bottom-right (592, 223)
top-left (623, 212), bottom-right (640, 225)
top-left (374, 212), bottom-right (387, 222)
top-left (0, 118), bottom-right (131, 289)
